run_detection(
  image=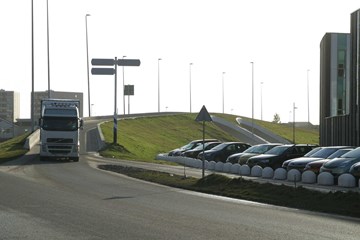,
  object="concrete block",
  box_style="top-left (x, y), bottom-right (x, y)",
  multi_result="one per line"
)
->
top-left (208, 161), bottom-right (216, 170)
top-left (338, 173), bottom-right (356, 188)
top-left (301, 171), bottom-right (317, 184)
top-left (273, 168), bottom-right (287, 180)
top-left (317, 172), bottom-right (334, 186)
top-left (230, 163), bottom-right (241, 174)
top-left (215, 162), bottom-right (224, 172)
top-left (223, 163), bottom-right (232, 173)
top-left (251, 165), bottom-right (263, 177)
top-left (262, 167), bottom-right (274, 179)
top-left (240, 165), bottom-right (250, 176)
top-left (287, 169), bottom-right (301, 182)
